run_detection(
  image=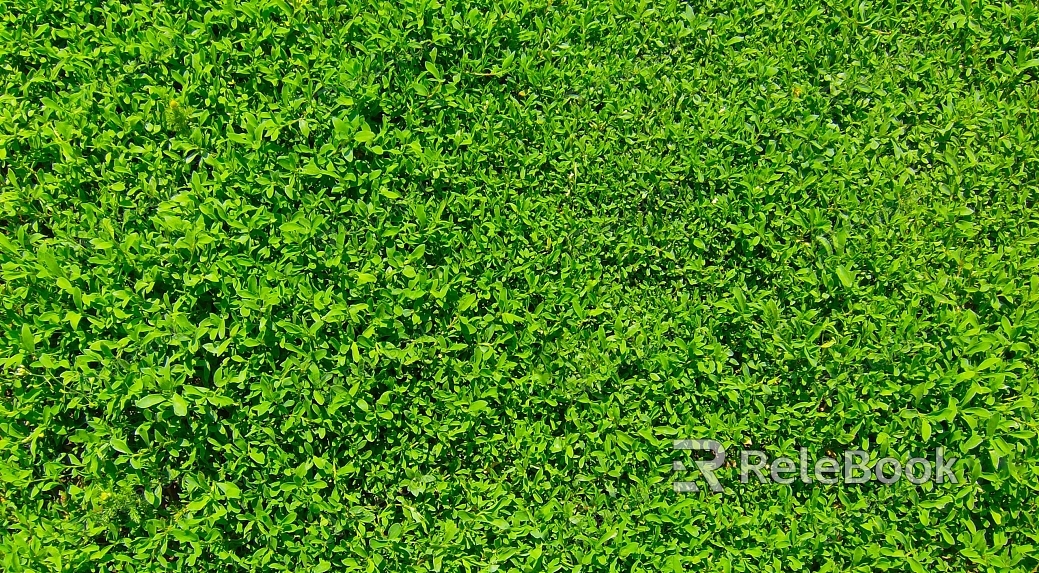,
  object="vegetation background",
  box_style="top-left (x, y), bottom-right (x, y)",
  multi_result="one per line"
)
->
top-left (1, 0), bottom-right (1038, 570)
